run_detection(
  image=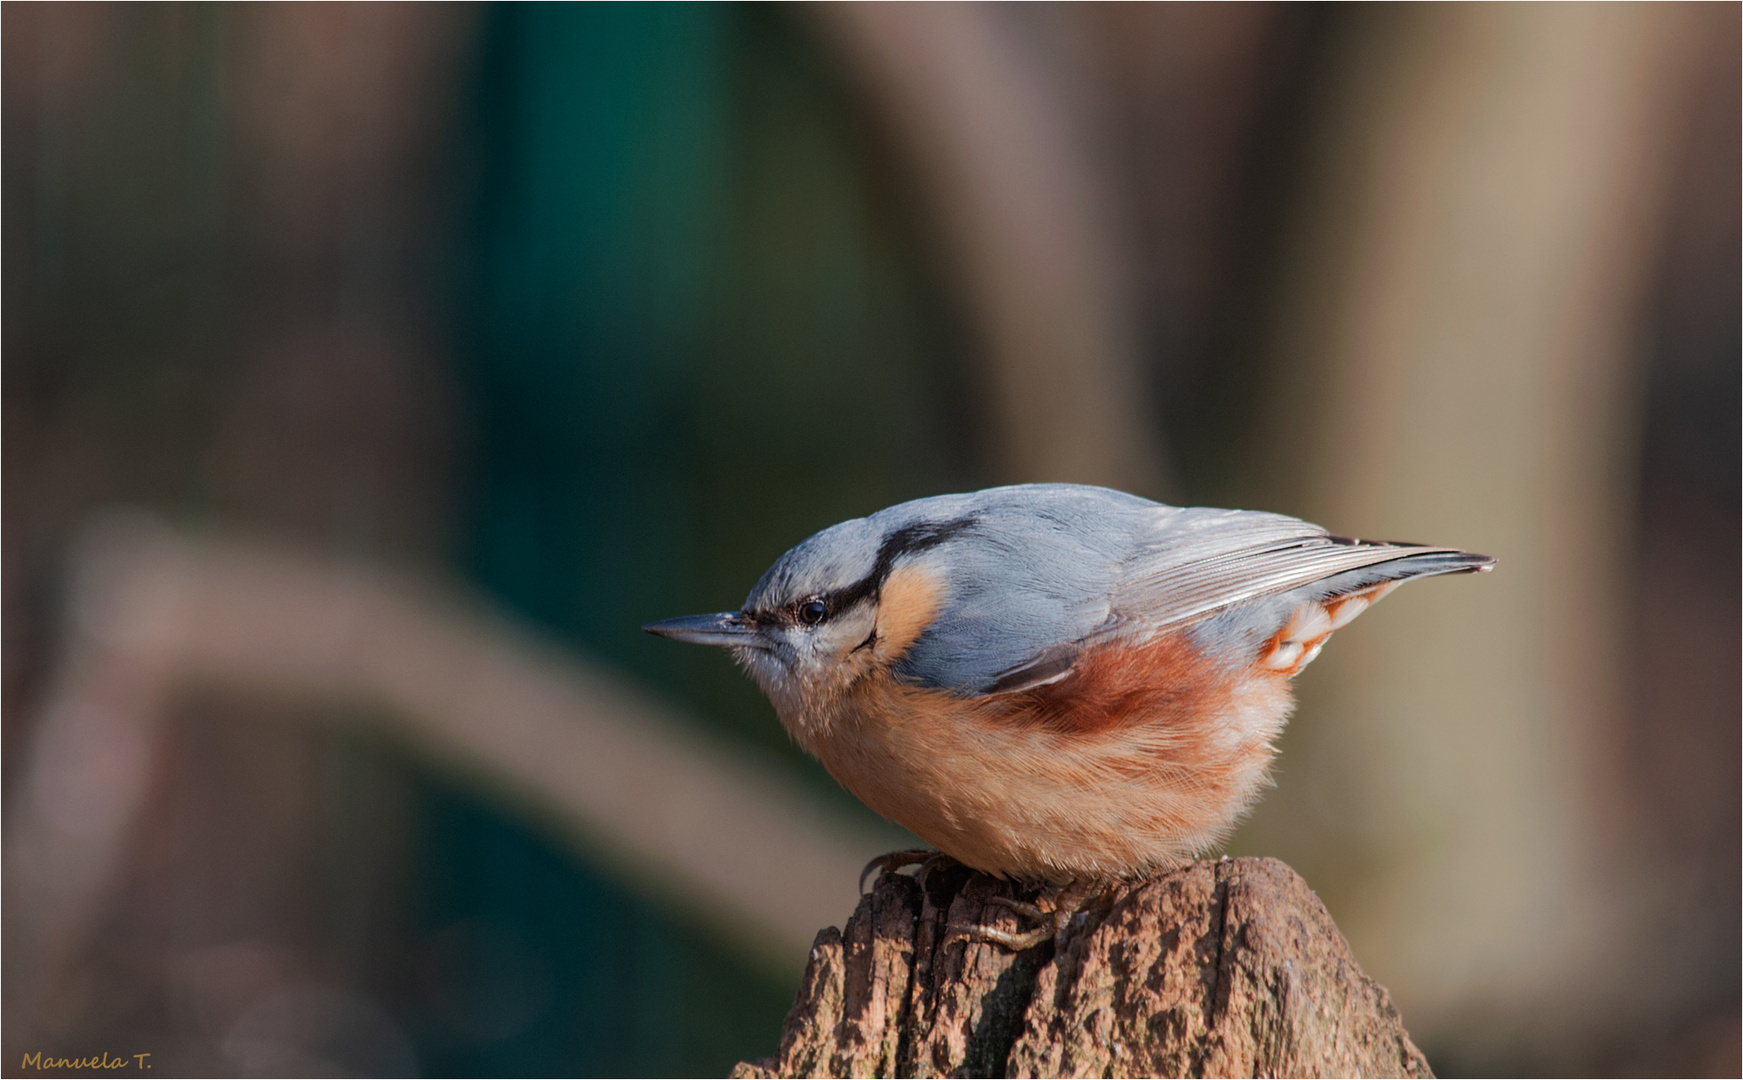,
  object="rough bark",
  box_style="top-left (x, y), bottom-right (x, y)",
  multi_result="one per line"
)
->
top-left (731, 856), bottom-right (1431, 1079)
